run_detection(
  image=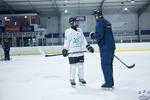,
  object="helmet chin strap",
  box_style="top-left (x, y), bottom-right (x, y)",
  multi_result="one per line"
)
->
top-left (71, 23), bottom-right (78, 31)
